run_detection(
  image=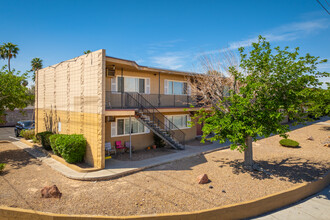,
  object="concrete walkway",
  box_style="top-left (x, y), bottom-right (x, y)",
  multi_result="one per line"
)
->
top-left (253, 185), bottom-right (330, 220)
top-left (11, 139), bottom-right (230, 181)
